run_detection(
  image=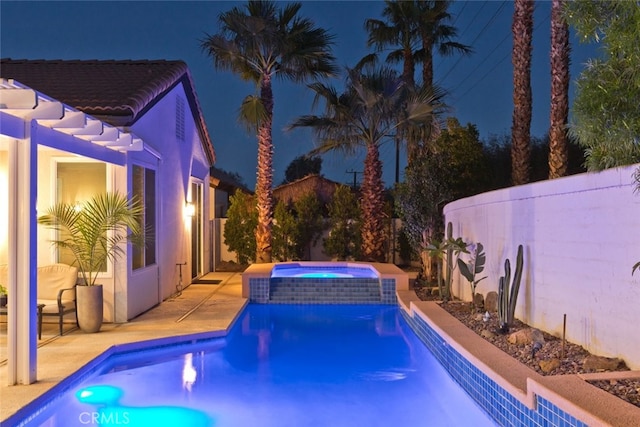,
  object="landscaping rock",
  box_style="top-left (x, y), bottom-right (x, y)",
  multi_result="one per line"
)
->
top-left (485, 291), bottom-right (498, 312)
top-left (508, 328), bottom-right (545, 346)
top-left (481, 329), bottom-right (496, 339)
top-left (583, 355), bottom-right (627, 372)
top-left (539, 358), bottom-right (561, 374)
